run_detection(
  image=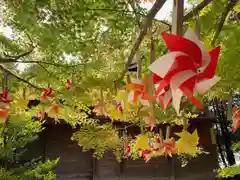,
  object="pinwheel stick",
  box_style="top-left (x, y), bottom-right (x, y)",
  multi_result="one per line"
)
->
top-left (148, 32), bottom-right (157, 122)
top-left (183, 119), bottom-right (188, 130)
top-left (159, 128), bottom-right (163, 138)
top-left (166, 125), bottom-right (171, 139)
